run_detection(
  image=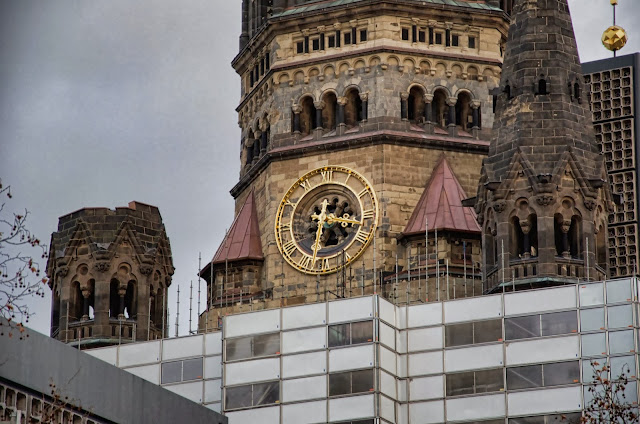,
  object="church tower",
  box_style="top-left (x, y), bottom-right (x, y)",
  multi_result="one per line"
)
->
top-left (201, 0), bottom-right (514, 325)
top-left (475, 0), bottom-right (613, 293)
